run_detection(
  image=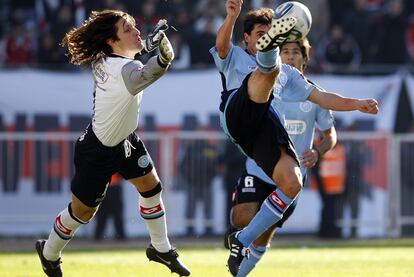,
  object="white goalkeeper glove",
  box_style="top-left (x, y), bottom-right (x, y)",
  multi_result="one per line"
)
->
top-left (140, 19), bottom-right (169, 55)
top-left (158, 32), bottom-right (175, 66)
